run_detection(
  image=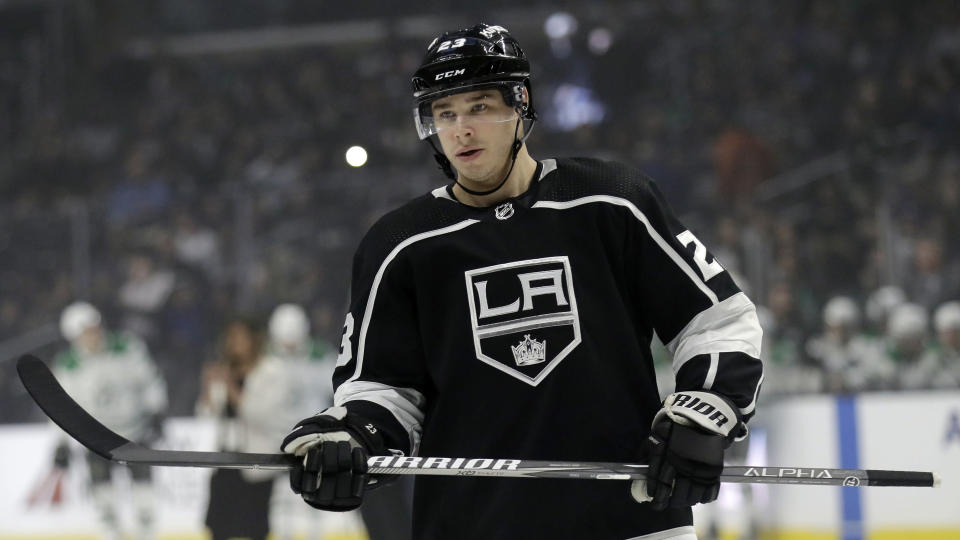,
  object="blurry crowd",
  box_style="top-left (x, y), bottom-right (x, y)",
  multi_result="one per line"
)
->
top-left (2, 1), bottom-right (960, 422)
